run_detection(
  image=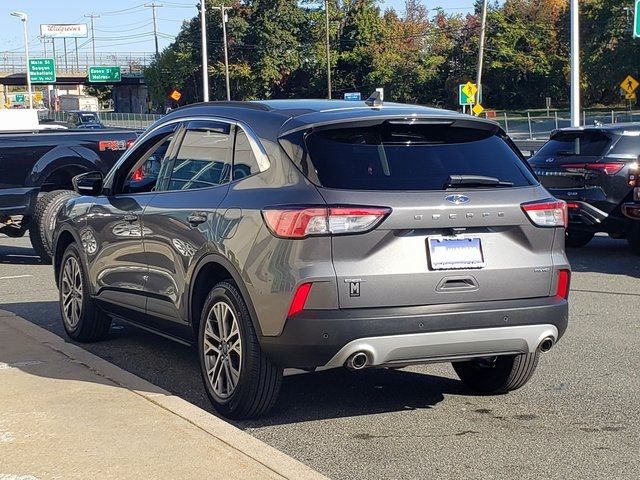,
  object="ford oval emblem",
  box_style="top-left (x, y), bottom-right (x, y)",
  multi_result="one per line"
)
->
top-left (445, 194), bottom-right (470, 205)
